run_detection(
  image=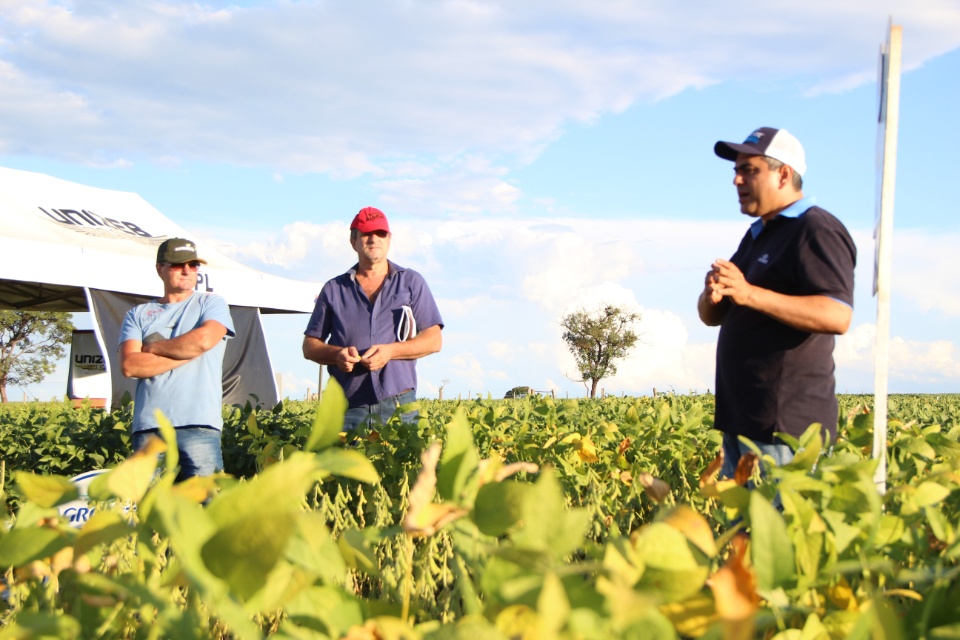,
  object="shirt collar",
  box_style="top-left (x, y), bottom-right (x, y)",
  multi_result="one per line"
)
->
top-left (749, 196), bottom-right (817, 239)
top-left (348, 260), bottom-right (401, 280)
